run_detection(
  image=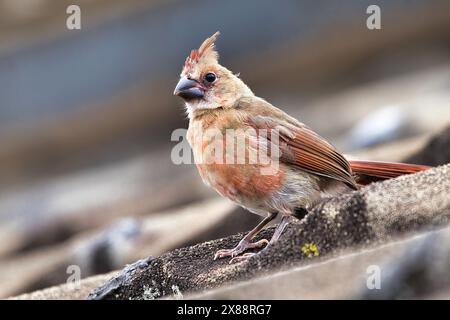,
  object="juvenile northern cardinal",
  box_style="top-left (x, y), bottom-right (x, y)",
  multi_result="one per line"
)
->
top-left (173, 32), bottom-right (430, 263)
